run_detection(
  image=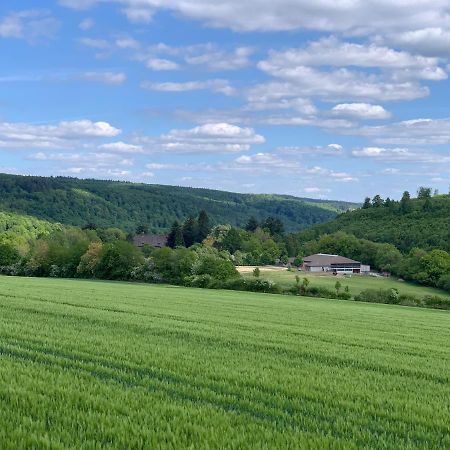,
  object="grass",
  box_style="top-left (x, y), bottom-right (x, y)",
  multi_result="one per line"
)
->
top-left (242, 267), bottom-right (450, 299)
top-left (1, 275), bottom-right (450, 449)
